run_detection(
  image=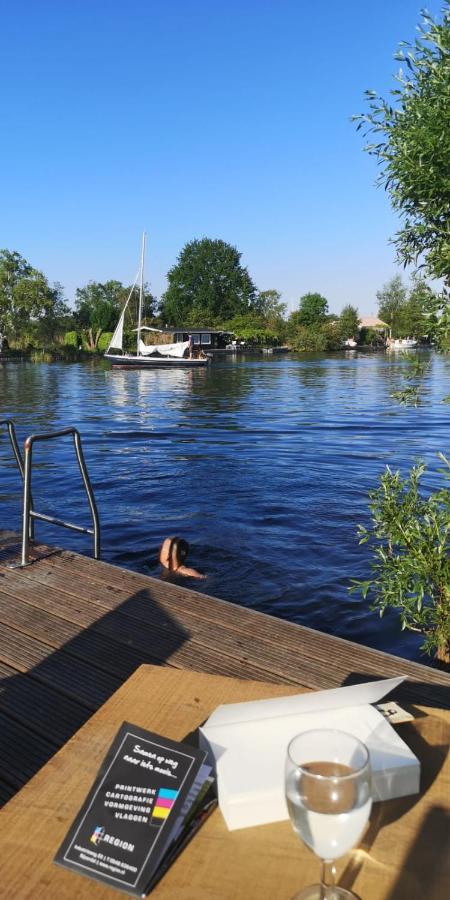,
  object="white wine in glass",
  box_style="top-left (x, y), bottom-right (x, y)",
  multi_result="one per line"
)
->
top-left (285, 729), bottom-right (372, 900)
